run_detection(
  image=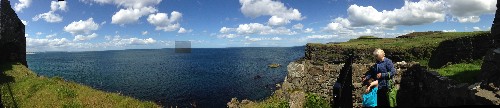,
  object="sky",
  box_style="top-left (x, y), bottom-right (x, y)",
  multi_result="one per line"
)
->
top-left (11, 0), bottom-right (497, 51)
